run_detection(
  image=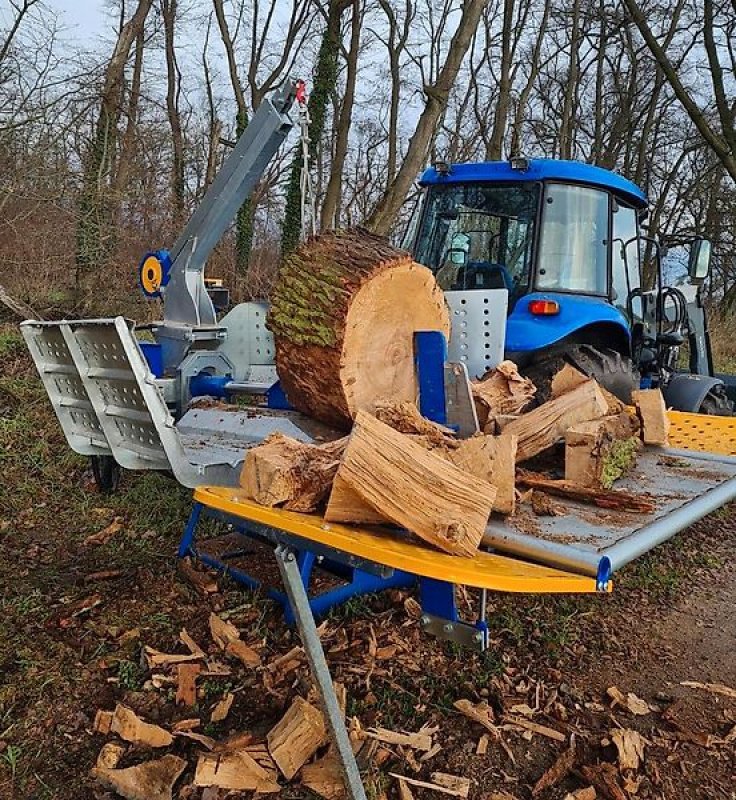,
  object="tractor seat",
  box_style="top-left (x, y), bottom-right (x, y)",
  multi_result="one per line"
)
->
top-left (452, 261), bottom-right (511, 291)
